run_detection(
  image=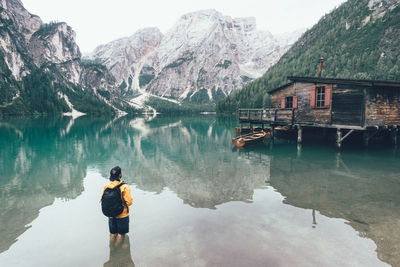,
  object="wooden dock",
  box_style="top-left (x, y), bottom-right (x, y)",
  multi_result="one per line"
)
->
top-left (238, 108), bottom-right (399, 148)
top-left (236, 76), bottom-right (400, 148)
